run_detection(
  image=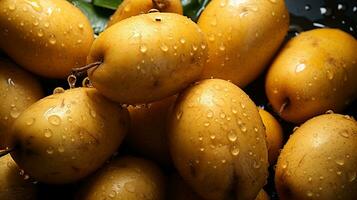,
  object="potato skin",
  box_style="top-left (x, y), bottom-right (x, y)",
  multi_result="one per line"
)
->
top-left (0, 58), bottom-right (43, 147)
top-left (127, 95), bottom-right (176, 165)
top-left (255, 190), bottom-right (270, 200)
top-left (107, 0), bottom-right (183, 27)
top-left (258, 108), bottom-right (283, 165)
top-left (266, 28), bottom-right (357, 123)
top-left (198, 0), bottom-right (289, 87)
top-left (0, 154), bottom-right (37, 200)
top-left (9, 88), bottom-right (129, 184)
top-left (275, 114), bottom-right (357, 200)
top-left (169, 79), bottom-right (268, 200)
top-left (87, 12), bottom-right (207, 104)
top-left (167, 174), bottom-right (203, 200)
top-left (0, 0), bottom-right (94, 78)
top-left (77, 156), bottom-right (166, 200)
